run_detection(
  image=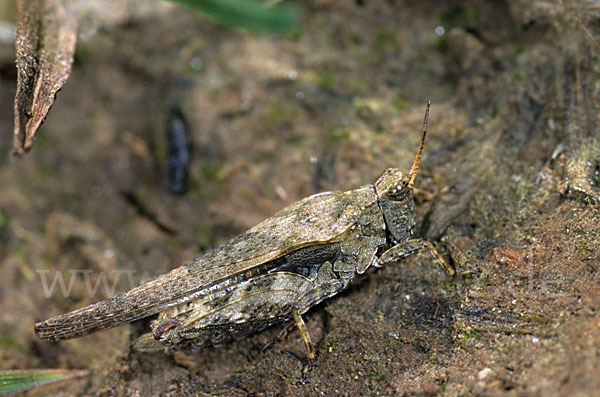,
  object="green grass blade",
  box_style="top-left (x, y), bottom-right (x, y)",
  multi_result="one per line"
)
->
top-left (0, 369), bottom-right (88, 395)
top-left (167, 0), bottom-right (300, 33)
